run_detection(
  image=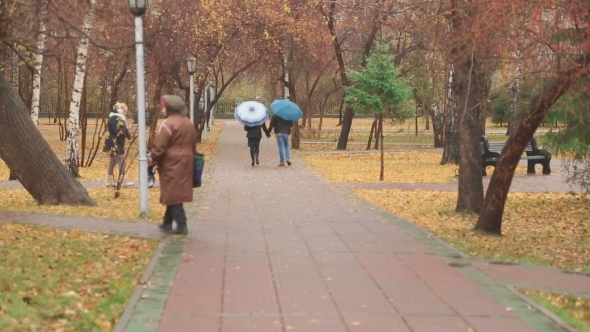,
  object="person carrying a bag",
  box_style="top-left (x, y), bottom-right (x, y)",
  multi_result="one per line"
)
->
top-left (150, 95), bottom-right (197, 235)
